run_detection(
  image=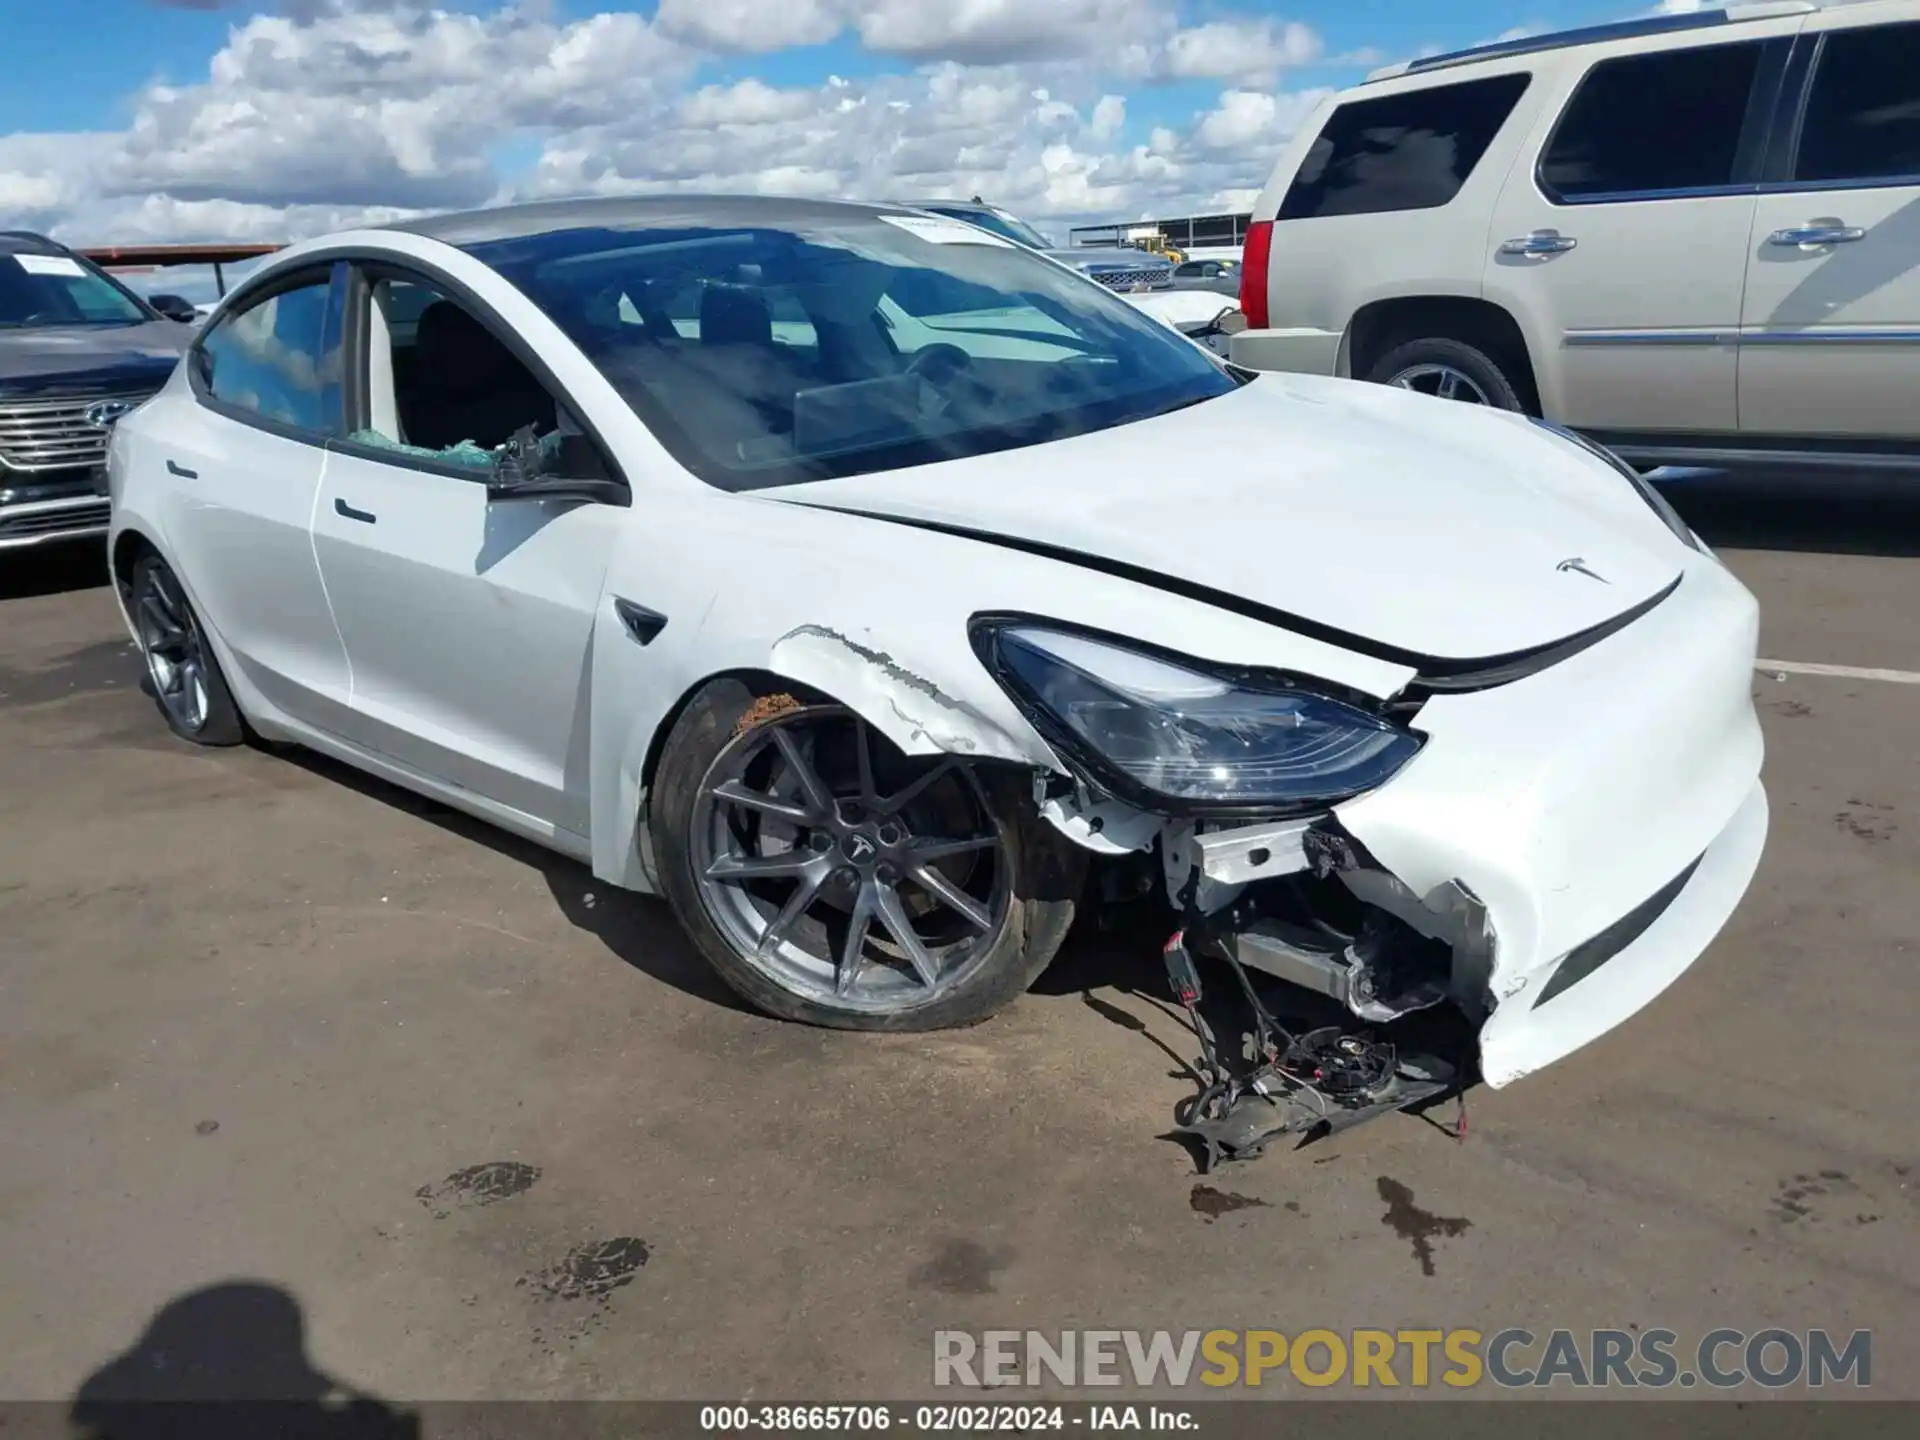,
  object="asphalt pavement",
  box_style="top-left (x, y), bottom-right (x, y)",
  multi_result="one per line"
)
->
top-left (1, 469), bottom-right (1915, 1406)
